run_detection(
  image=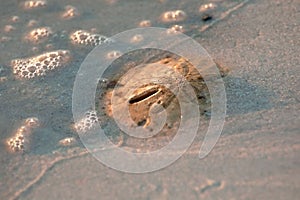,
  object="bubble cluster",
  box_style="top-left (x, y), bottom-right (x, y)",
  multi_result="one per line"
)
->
top-left (7, 129), bottom-right (27, 153)
top-left (70, 30), bottom-right (113, 46)
top-left (139, 20), bottom-right (152, 27)
top-left (130, 34), bottom-right (144, 43)
top-left (61, 5), bottom-right (80, 20)
top-left (25, 117), bottom-right (40, 128)
top-left (106, 51), bottom-right (122, 59)
top-left (58, 137), bottom-right (77, 147)
top-left (25, 27), bottom-right (53, 43)
top-left (6, 117), bottom-right (40, 153)
top-left (23, 0), bottom-right (47, 10)
top-left (199, 3), bottom-right (217, 12)
top-left (11, 50), bottom-right (71, 79)
top-left (161, 10), bottom-right (187, 23)
top-left (74, 110), bottom-right (99, 133)
top-left (167, 25), bottom-right (185, 34)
